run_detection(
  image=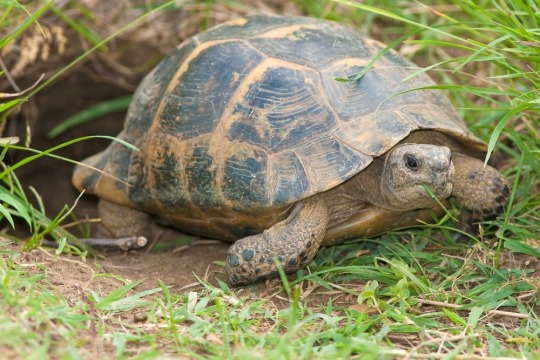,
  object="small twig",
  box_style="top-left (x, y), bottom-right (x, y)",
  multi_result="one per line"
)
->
top-left (83, 236), bottom-right (148, 250)
top-left (0, 55), bottom-right (21, 92)
top-left (42, 236), bottom-right (147, 251)
top-left (417, 299), bottom-right (529, 319)
top-left (0, 73), bottom-right (45, 99)
top-left (516, 291), bottom-right (535, 301)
